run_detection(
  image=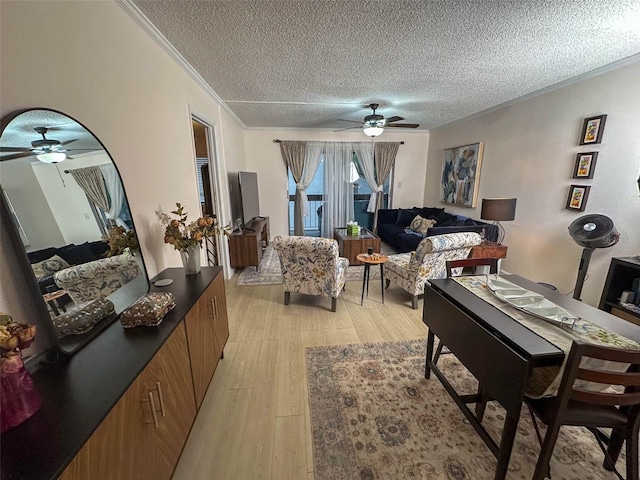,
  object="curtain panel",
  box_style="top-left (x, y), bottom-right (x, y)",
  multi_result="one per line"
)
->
top-left (279, 141), bottom-right (307, 235)
top-left (69, 166), bottom-right (110, 216)
top-left (373, 142), bottom-right (400, 231)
